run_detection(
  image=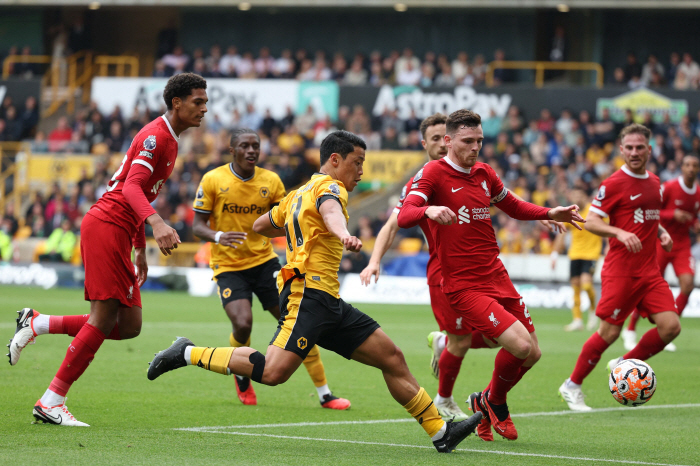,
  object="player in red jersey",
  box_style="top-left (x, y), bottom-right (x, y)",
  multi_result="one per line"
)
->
top-left (7, 73), bottom-right (208, 426)
top-left (622, 154), bottom-right (700, 352)
top-left (559, 124), bottom-right (681, 411)
top-left (361, 113), bottom-right (503, 423)
top-left (398, 109), bottom-right (583, 440)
